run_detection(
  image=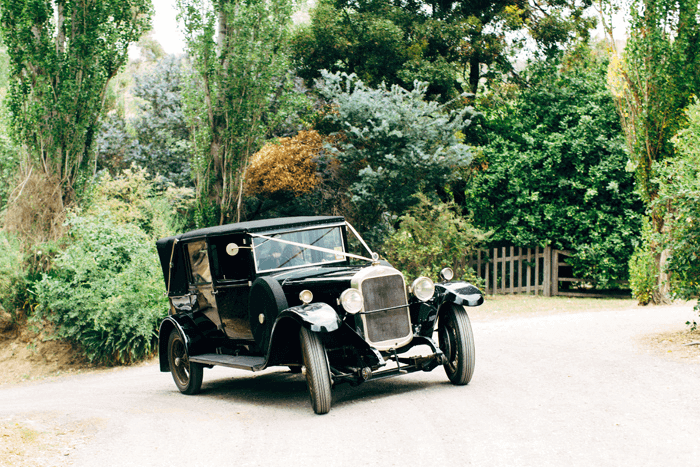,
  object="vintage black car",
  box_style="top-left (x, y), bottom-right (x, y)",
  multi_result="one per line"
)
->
top-left (156, 216), bottom-right (483, 414)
